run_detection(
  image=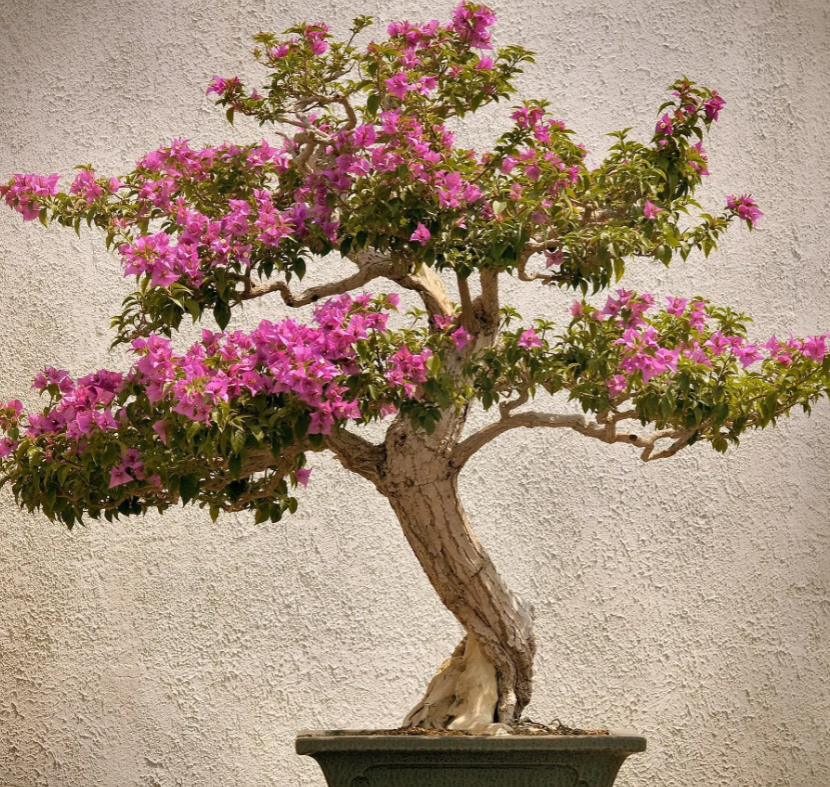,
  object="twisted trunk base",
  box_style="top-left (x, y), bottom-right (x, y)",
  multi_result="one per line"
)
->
top-left (378, 420), bottom-right (536, 733)
top-left (403, 635), bottom-right (504, 734)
